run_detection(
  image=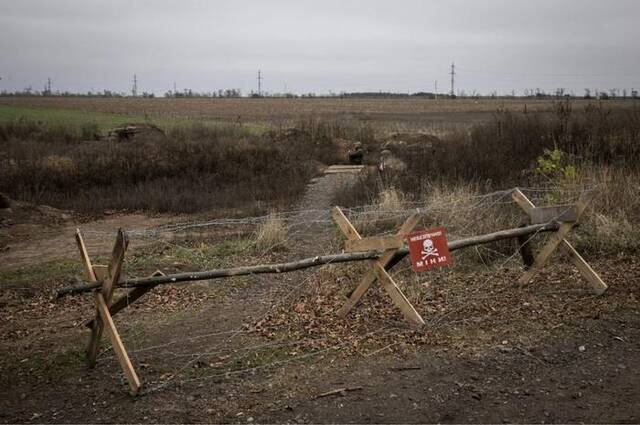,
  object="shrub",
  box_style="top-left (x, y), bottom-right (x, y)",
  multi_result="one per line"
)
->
top-left (0, 118), bottom-right (351, 214)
